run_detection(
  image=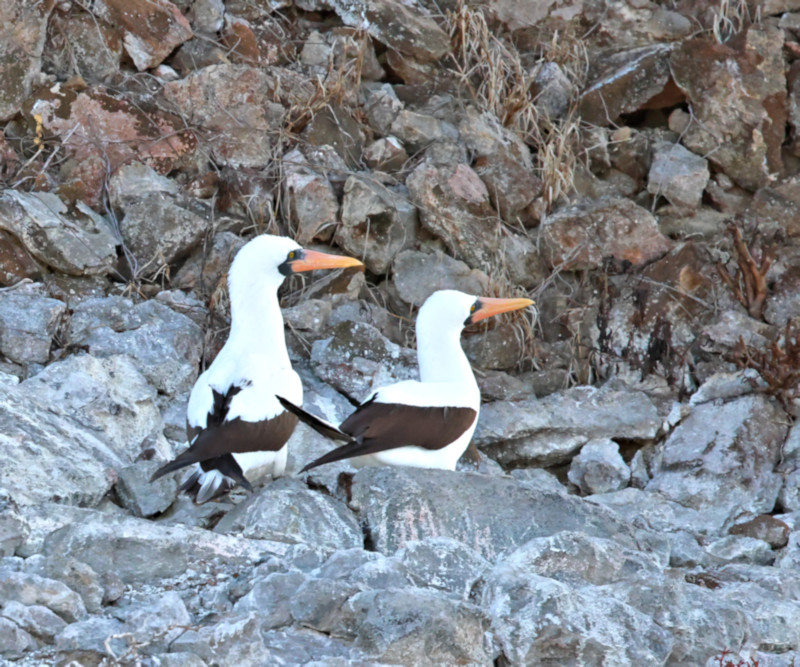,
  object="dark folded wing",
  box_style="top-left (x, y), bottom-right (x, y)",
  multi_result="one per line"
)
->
top-left (151, 411), bottom-right (298, 481)
top-left (276, 395), bottom-right (351, 442)
top-left (300, 402), bottom-right (477, 472)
